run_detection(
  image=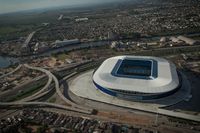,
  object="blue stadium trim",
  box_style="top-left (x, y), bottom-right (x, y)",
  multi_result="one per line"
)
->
top-left (93, 72), bottom-right (181, 100)
top-left (93, 81), bottom-right (117, 96)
